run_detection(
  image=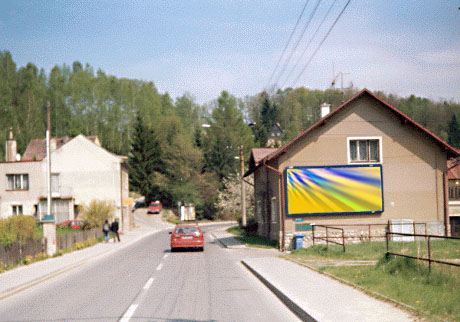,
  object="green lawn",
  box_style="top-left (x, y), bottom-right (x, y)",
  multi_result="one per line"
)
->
top-left (226, 226), bottom-right (278, 249)
top-left (286, 241), bottom-right (460, 322)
